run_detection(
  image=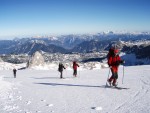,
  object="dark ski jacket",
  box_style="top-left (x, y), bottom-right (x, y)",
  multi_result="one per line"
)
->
top-left (13, 69), bottom-right (17, 74)
top-left (58, 63), bottom-right (65, 72)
